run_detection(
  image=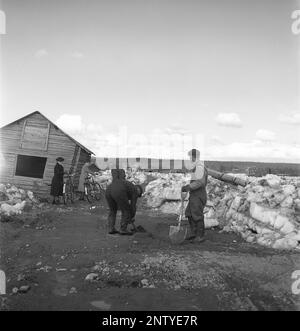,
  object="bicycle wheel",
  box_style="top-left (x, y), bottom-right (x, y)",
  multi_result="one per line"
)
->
top-left (63, 183), bottom-right (67, 205)
top-left (85, 184), bottom-right (93, 203)
top-left (67, 185), bottom-right (75, 203)
top-left (92, 183), bottom-right (102, 201)
top-left (63, 192), bottom-right (71, 205)
top-left (69, 184), bottom-right (75, 203)
top-left (63, 184), bottom-right (71, 205)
